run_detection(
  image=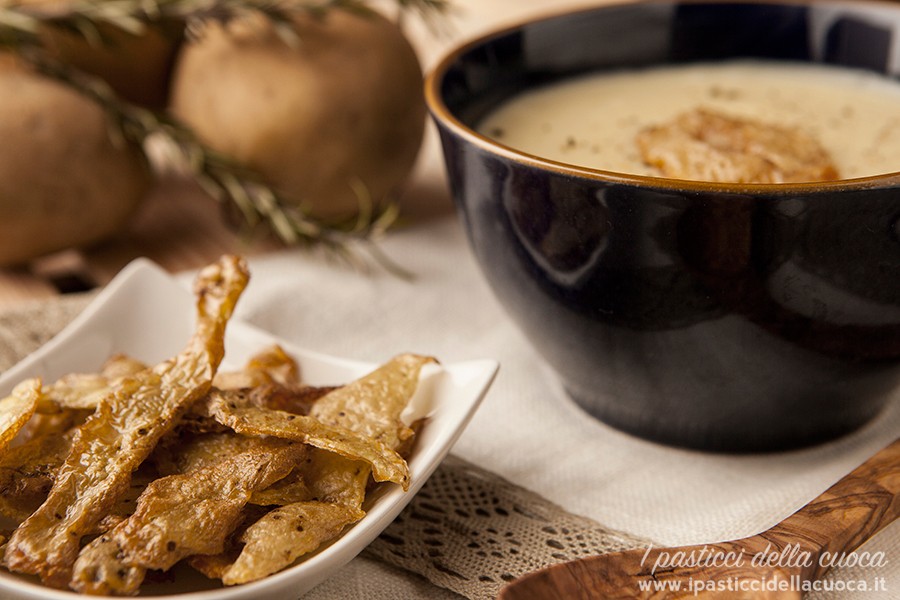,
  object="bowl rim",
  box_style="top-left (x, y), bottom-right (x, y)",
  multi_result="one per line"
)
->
top-left (424, 0), bottom-right (900, 194)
